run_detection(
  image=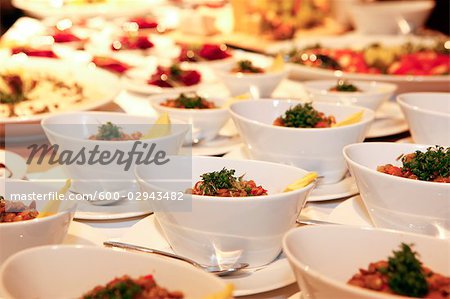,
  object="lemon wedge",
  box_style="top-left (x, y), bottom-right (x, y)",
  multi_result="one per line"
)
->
top-left (141, 113), bottom-right (171, 140)
top-left (37, 179), bottom-right (71, 218)
top-left (332, 111), bottom-right (364, 127)
top-left (268, 53), bottom-right (285, 72)
top-left (203, 284), bottom-right (234, 299)
top-left (221, 93), bottom-right (251, 109)
top-left (284, 172), bottom-right (318, 192)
